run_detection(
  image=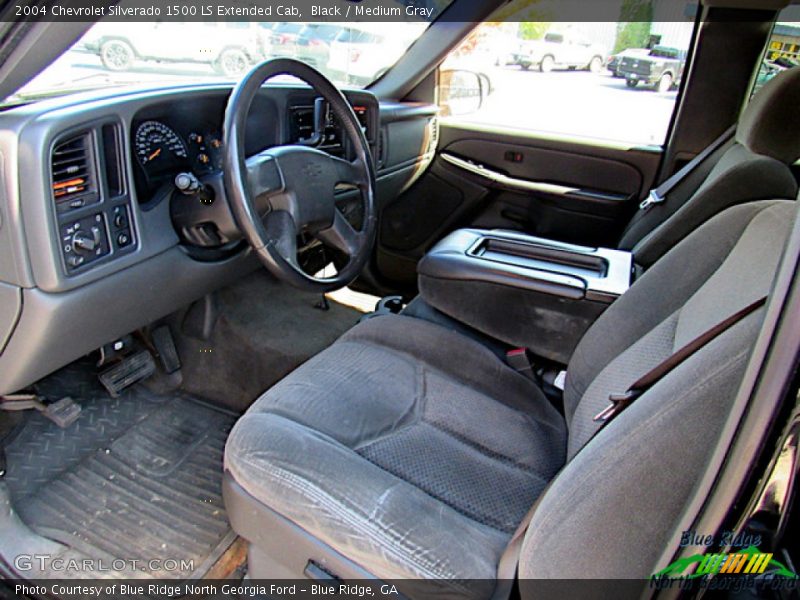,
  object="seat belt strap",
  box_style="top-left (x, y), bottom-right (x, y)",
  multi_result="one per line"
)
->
top-left (491, 295), bottom-right (767, 600)
top-left (639, 124), bottom-right (736, 211)
top-left (594, 295), bottom-right (767, 425)
top-left (491, 482), bottom-right (552, 600)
